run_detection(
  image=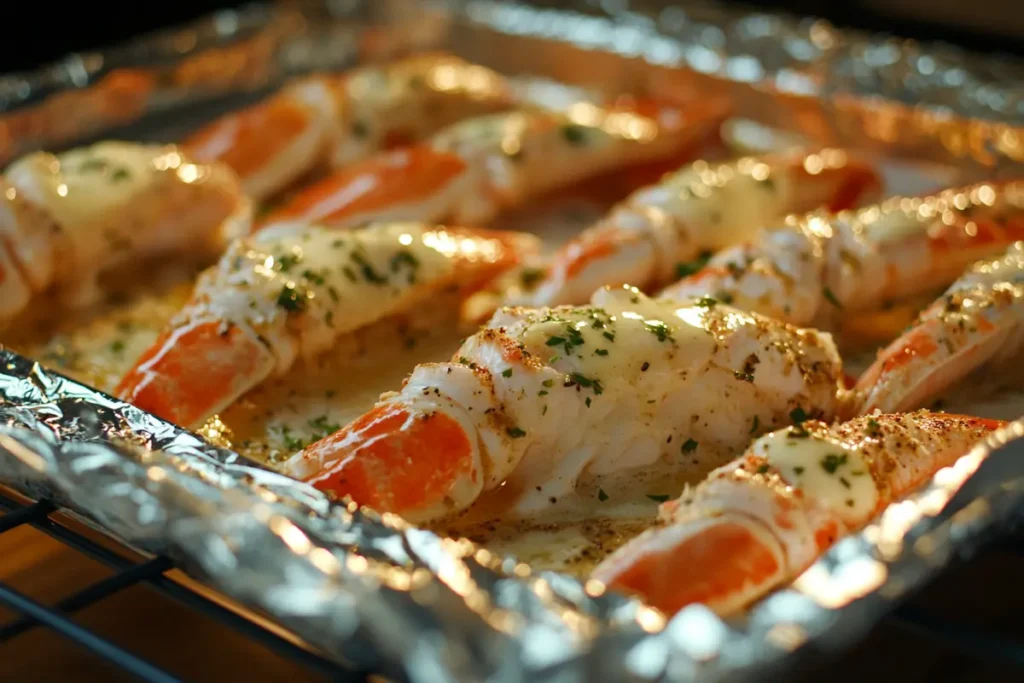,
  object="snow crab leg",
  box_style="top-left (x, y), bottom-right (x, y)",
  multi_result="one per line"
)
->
top-left (517, 148), bottom-right (882, 307)
top-left (284, 285), bottom-right (844, 523)
top-left (854, 240), bottom-right (1024, 415)
top-left (183, 52), bottom-right (519, 202)
top-left (114, 222), bottom-right (540, 428)
top-left (591, 411), bottom-right (1002, 616)
top-left (659, 180), bottom-right (1024, 326)
top-left (255, 97), bottom-right (731, 231)
top-left (0, 141), bottom-right (249, 325)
